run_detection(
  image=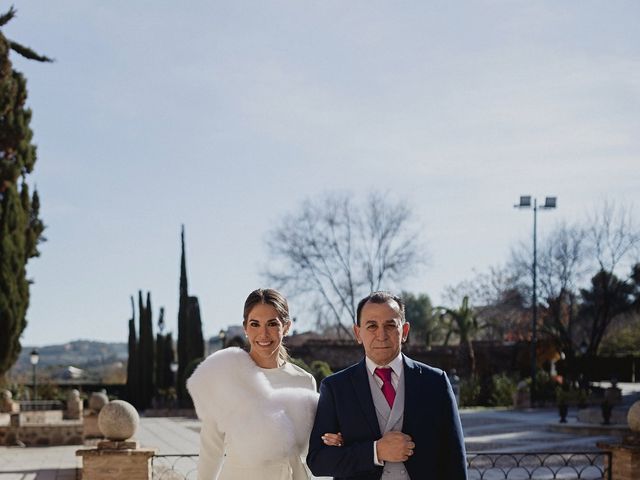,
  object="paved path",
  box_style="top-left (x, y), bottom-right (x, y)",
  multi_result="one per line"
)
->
top-left (0, 444), bottom-right (78, 480)
top-left (461, 408), bottom-right (621, 453)
top-left (0, 408), bottom-right (625, 479)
